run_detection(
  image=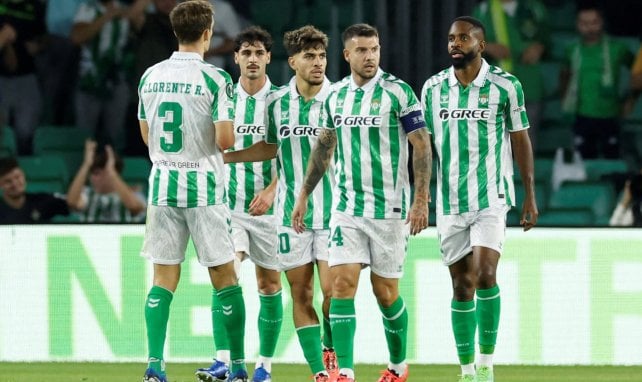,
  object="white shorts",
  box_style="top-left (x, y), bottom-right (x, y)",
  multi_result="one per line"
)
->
top-left (231, 211), bottom-right (278, 270)
top-left (141, 204), bottom-right (235, 267)
top-left (436, 205), bottom-right (510, 266)
top-left (277, 225), bottom-right (329, 271)
top-left (328, 212), bottom-right (409, 279)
